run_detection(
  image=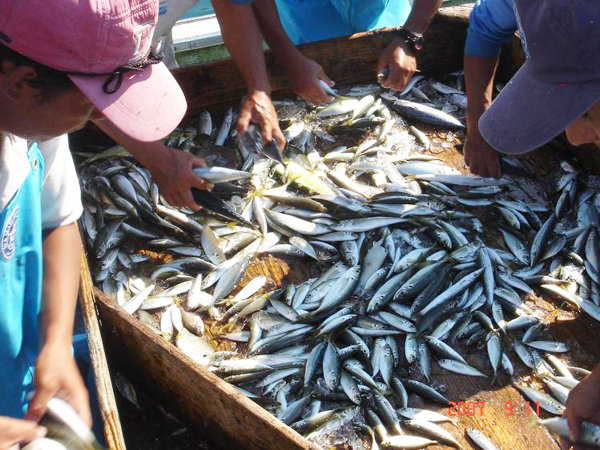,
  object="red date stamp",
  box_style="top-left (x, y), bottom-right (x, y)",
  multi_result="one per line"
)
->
top-left (448, 401), bottom-right (485, 417)
top-left (448, 401), bottom-right (542, 417)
